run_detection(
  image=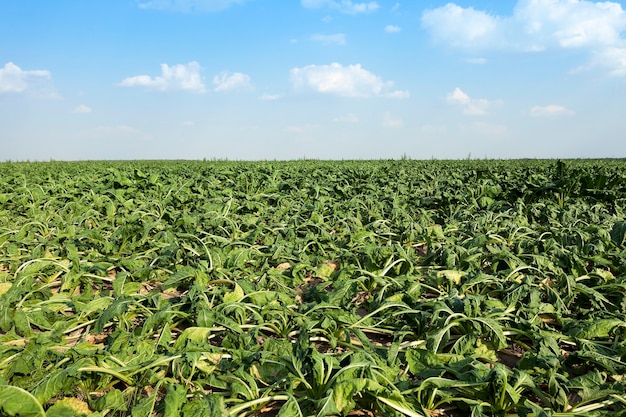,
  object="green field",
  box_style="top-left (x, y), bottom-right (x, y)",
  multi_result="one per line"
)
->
top-left (0, 159), bottom-right (625, 417)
